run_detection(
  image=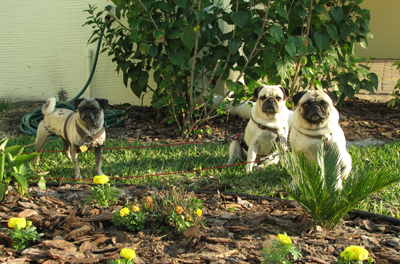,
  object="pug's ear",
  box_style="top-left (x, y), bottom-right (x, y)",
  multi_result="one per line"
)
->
top-left (292, 91), bottom-right (307, 106)
top-left (323, 89), bottom-right (338, 106)
top-left (253, 86), bottom-right (263, 100)
top-left (95, 98), bottom-right (109, 110)
top-left (73, 98), bottom-right (84, 110)
top-left (279, 85), bottom-right (290, 100)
